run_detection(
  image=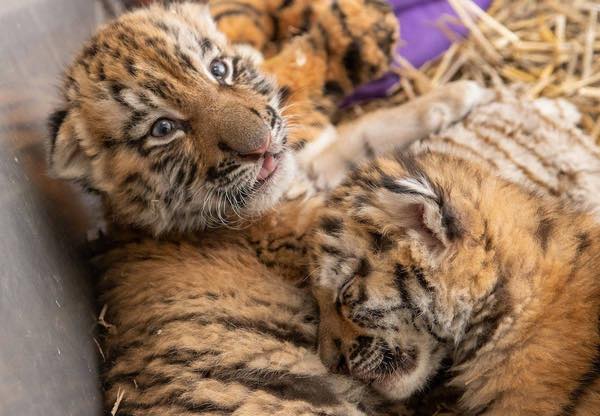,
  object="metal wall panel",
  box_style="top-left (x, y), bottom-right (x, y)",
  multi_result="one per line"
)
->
top-left (0, 0), bottom-right (103, 414)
